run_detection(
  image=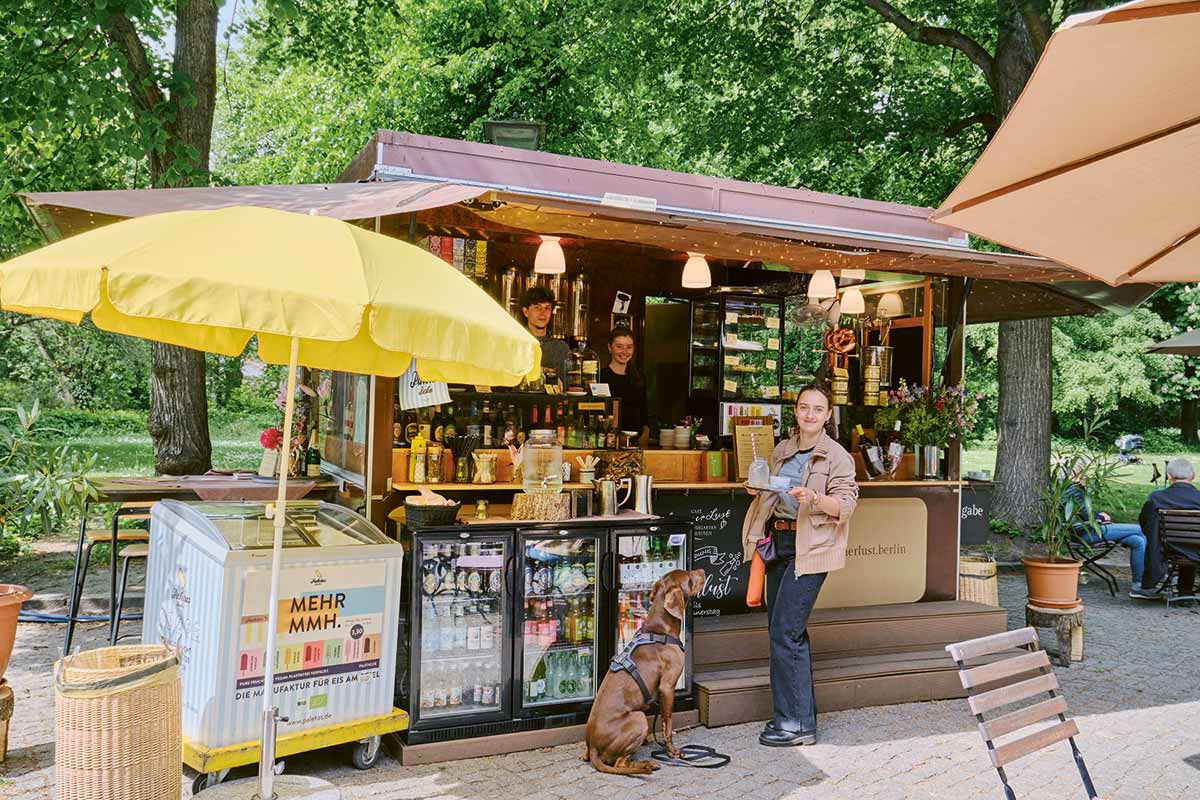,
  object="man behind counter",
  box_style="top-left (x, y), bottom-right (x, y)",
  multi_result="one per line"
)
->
top-left (520, 286), bottom-right (570, 384)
